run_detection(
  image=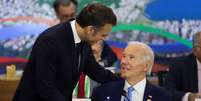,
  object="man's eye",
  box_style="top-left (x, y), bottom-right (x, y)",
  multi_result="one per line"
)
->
top-left (129, 56), bottom-right (135, 59)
